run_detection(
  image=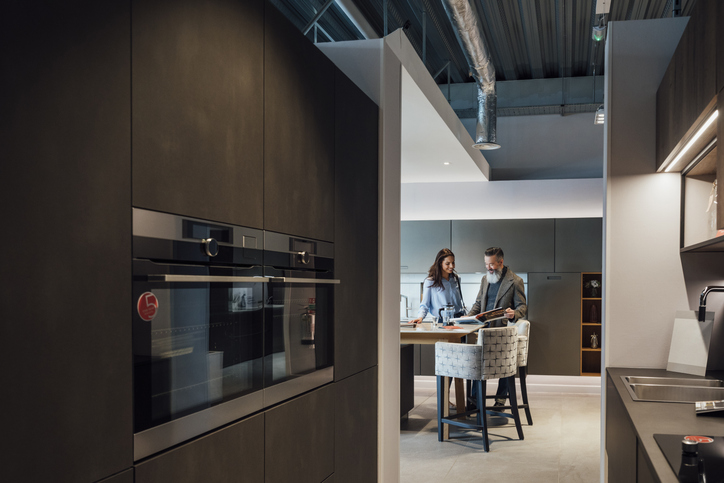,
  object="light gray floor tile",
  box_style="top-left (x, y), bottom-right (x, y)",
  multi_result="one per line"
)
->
top-left (401, 380), bottom-right (601, 483)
